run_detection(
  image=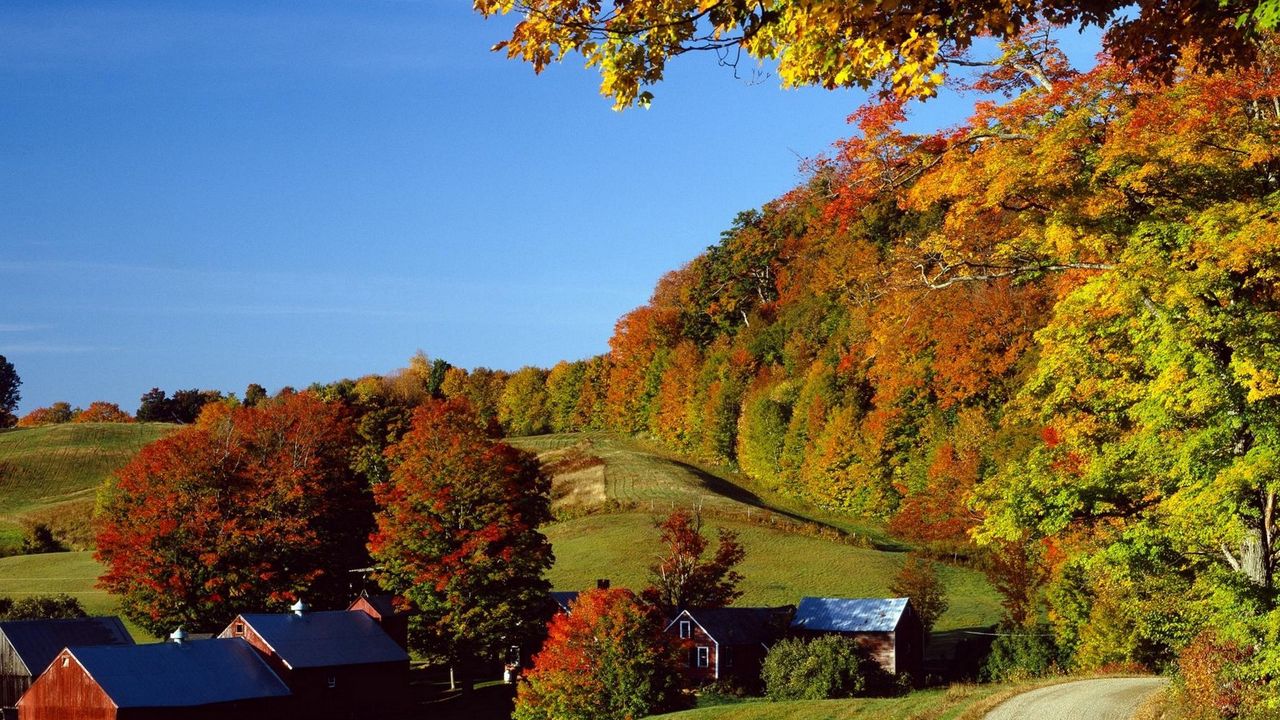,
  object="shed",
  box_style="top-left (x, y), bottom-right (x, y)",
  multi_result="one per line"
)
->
top-left (790, 597), bottom-right (924, 677)
top-left (346, 594), bottom-right (409, 650)
top-left (16, 638), bottom-right (290, 720)
top-left (664, 607), bottom-right (792, 687)
top-left (220, 609), bottom-right (409, 720)
top-left (0, 617), bottom-right (134, 709)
